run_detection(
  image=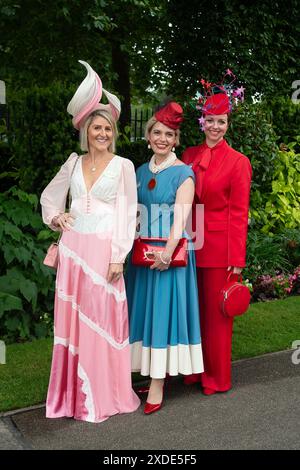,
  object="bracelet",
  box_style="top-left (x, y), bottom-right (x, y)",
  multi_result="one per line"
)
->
top-left (159, 252), bottom-right (171, 265)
